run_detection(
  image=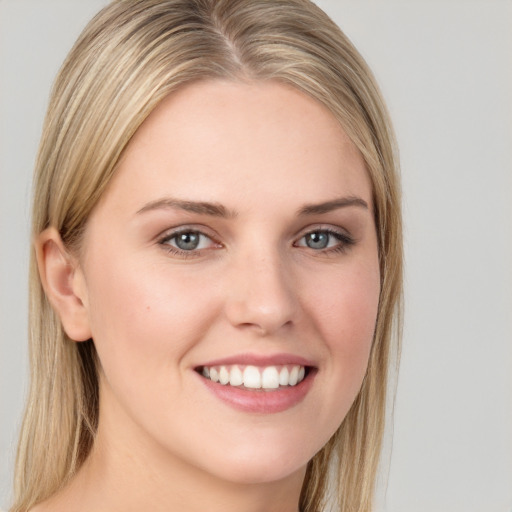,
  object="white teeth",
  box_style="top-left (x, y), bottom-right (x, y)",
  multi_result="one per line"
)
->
top-left (289, 366), bottom-right (299, 386)
top-left (201, 364), bottom-right (308, 389)
top-left (243, 365), bottom-right (262, 389)
top-left (219, 366), bottom-right (230, 385)
top-left (279, 367), bottom-right (289, 386)
top-left (261, 366), bottom-right (279, 389)
top-left (229, 366), bottom-right (243, 386)
top-left (209, 367), bottom-right (219, 383)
